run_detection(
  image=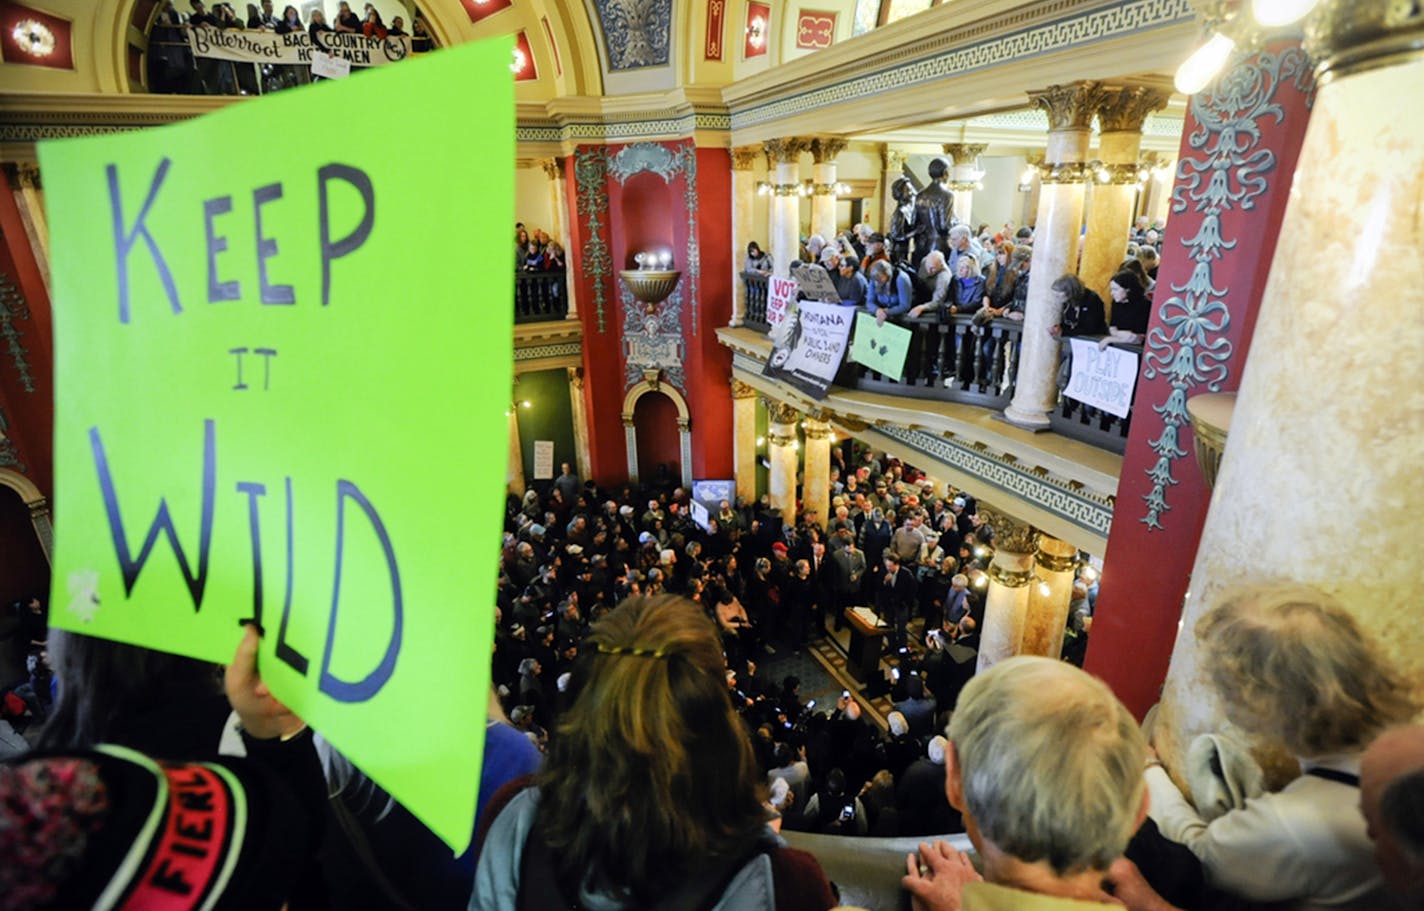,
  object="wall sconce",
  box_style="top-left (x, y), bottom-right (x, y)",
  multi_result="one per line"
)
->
top-left (505, 399), bottom-right (532, 417)
top-left (620, 251), bottom-right (681, 312)
top-left (1173, 0), bottom-right (1321, 94)
top-left (746, 15), bottom-right (767, 50)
